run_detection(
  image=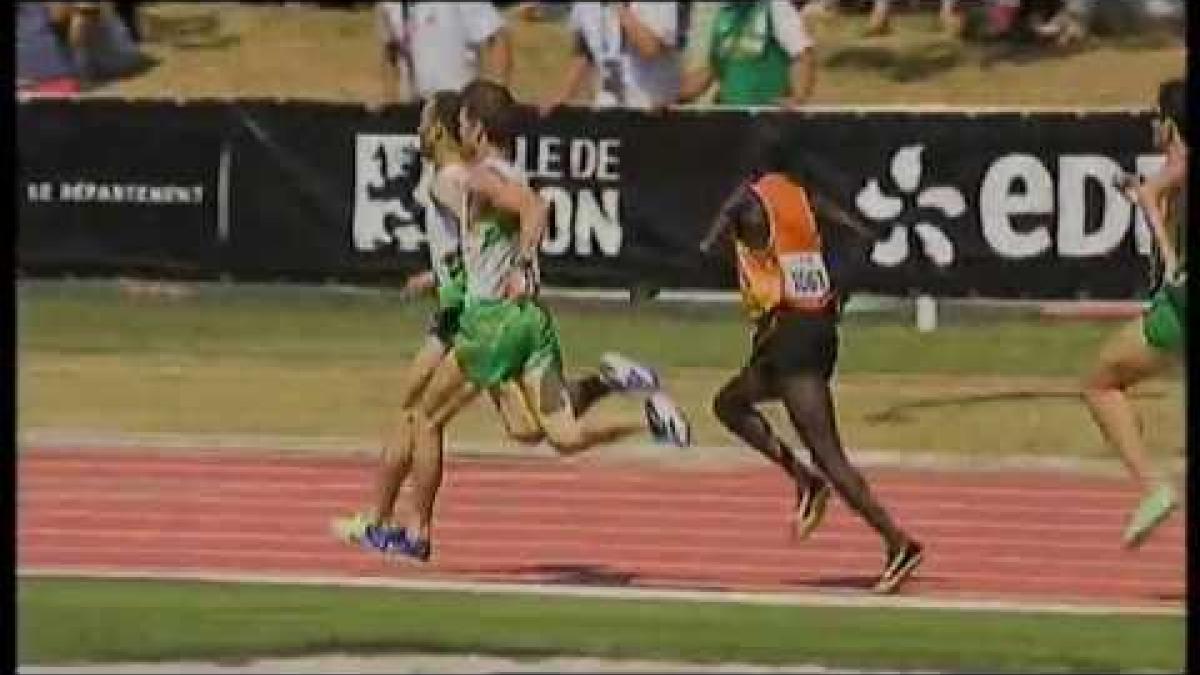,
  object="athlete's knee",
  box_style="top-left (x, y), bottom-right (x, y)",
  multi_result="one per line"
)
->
top-left (1081, 362), bottom-right (1123, 400)
top-left (409, 407), bottom-right (440, 438)
top-left (713, 385), bottom-right (749, 428)
top-left (544, 426), bottom-right (587, 455)
top-left (507, 429), bottom-right (544, 446)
